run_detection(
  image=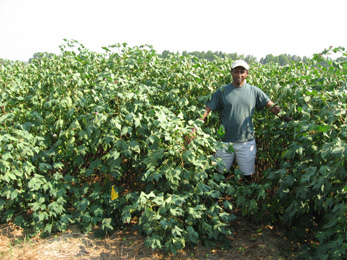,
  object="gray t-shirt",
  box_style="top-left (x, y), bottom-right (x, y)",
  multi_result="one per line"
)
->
top-left (206, 82), bottom-right (270, 143)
